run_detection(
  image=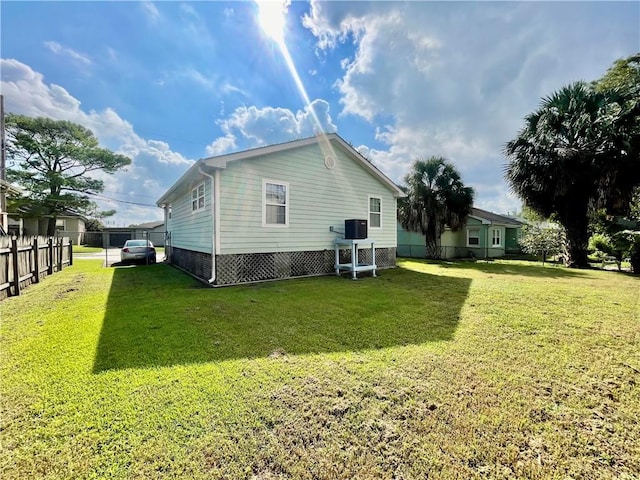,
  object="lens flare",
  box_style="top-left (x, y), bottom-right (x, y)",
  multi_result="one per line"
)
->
top-left (255, 1), bottom-right (336, 159)
top-left (257, 1), bottom-right (287, 46)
